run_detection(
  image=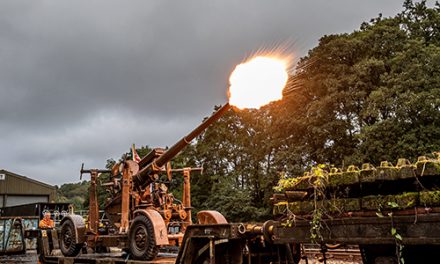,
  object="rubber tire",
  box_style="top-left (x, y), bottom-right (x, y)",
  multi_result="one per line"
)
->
top-left (59, 219), bottom-right (82, 257)
top-left (129, 215), bottom-right (158, 260)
